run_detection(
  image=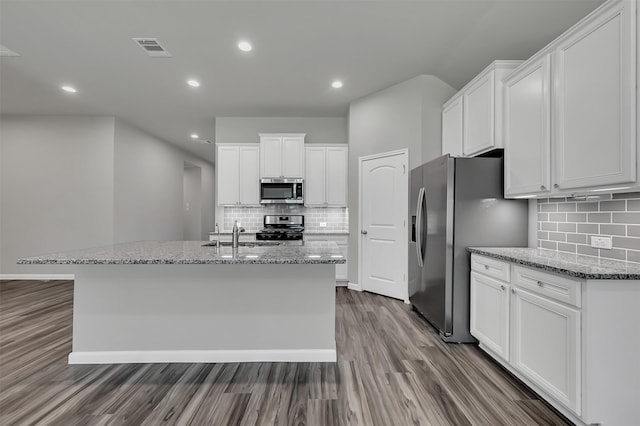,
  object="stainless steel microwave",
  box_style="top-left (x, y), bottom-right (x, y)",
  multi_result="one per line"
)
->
top-left (260, 178), bottom-right (304, 204)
